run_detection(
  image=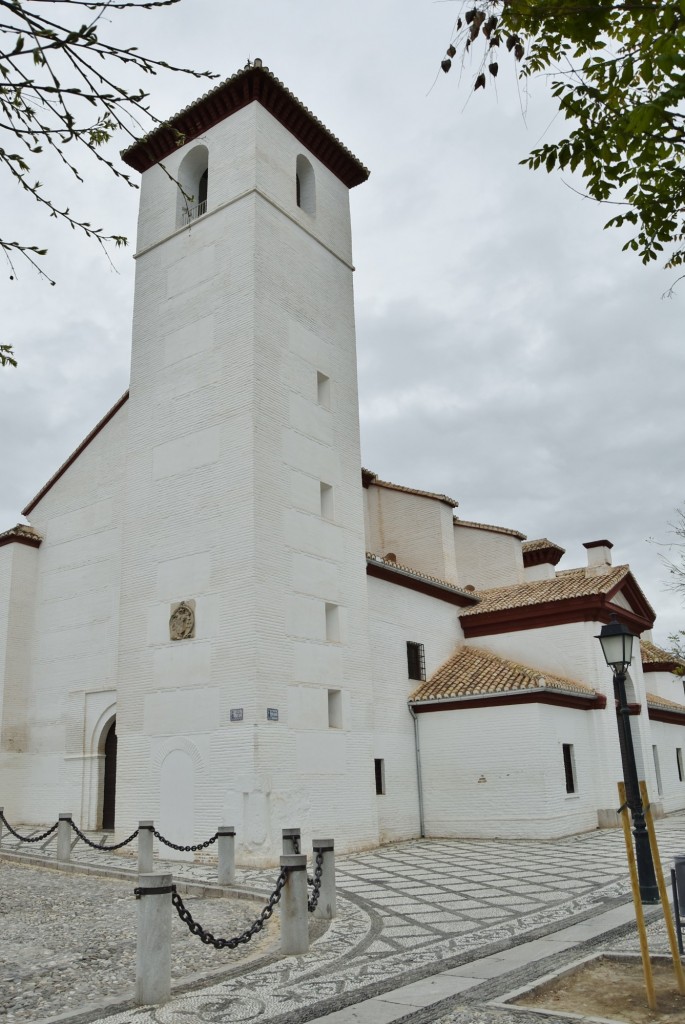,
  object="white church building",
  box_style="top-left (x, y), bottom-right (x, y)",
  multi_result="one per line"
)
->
top-left (1, 62), bottom-right (684, 864)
